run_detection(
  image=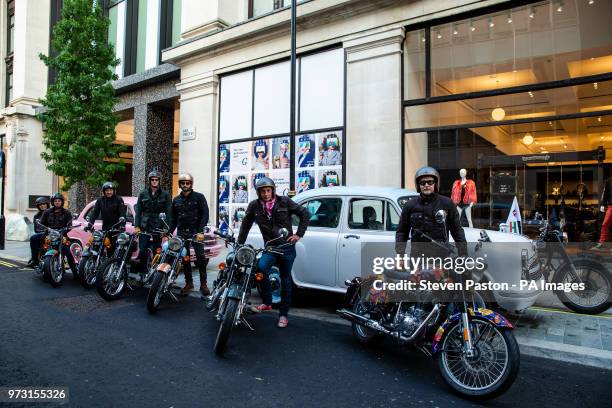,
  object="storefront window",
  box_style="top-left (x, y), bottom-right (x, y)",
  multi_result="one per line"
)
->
top-left (404, 0), bottom-right (611, 240)
top-left (108, 0), bottom-right (126, 78)
top-left (217, 48), bottom-right (345, 231)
